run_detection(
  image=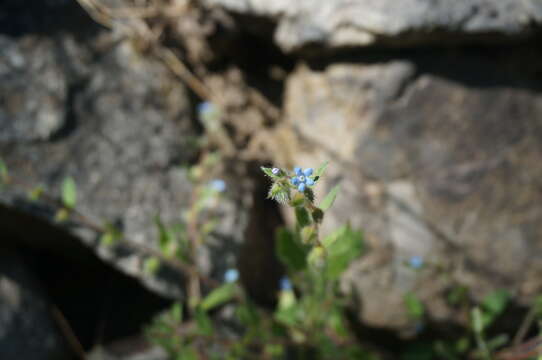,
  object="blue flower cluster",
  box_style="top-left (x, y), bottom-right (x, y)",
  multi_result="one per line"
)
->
top-left (291, 167), bottom-right (314, 192)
